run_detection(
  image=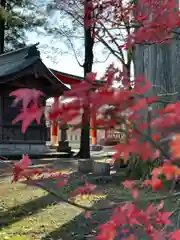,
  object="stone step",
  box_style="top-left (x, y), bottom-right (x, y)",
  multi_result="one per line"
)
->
top-left (0, 151), bottom-right (74, 160)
